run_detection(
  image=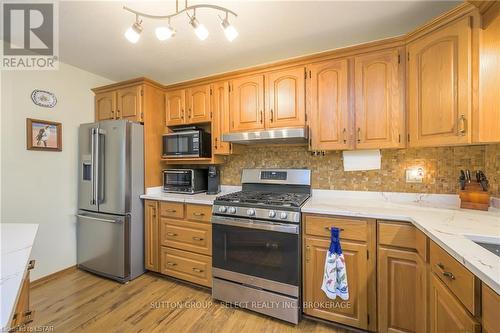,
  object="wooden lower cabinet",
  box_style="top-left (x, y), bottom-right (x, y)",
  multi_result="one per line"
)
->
top-left (482, 283), bottom-right (500, 333)
top-left (160, 247), bottom-right (212, 287)
top-left (429, 273), bottom-right (480, 333)
top-left (10, 262), bottom-right (34, 329)
top-left (144, 200), bottom-right (159, 272)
